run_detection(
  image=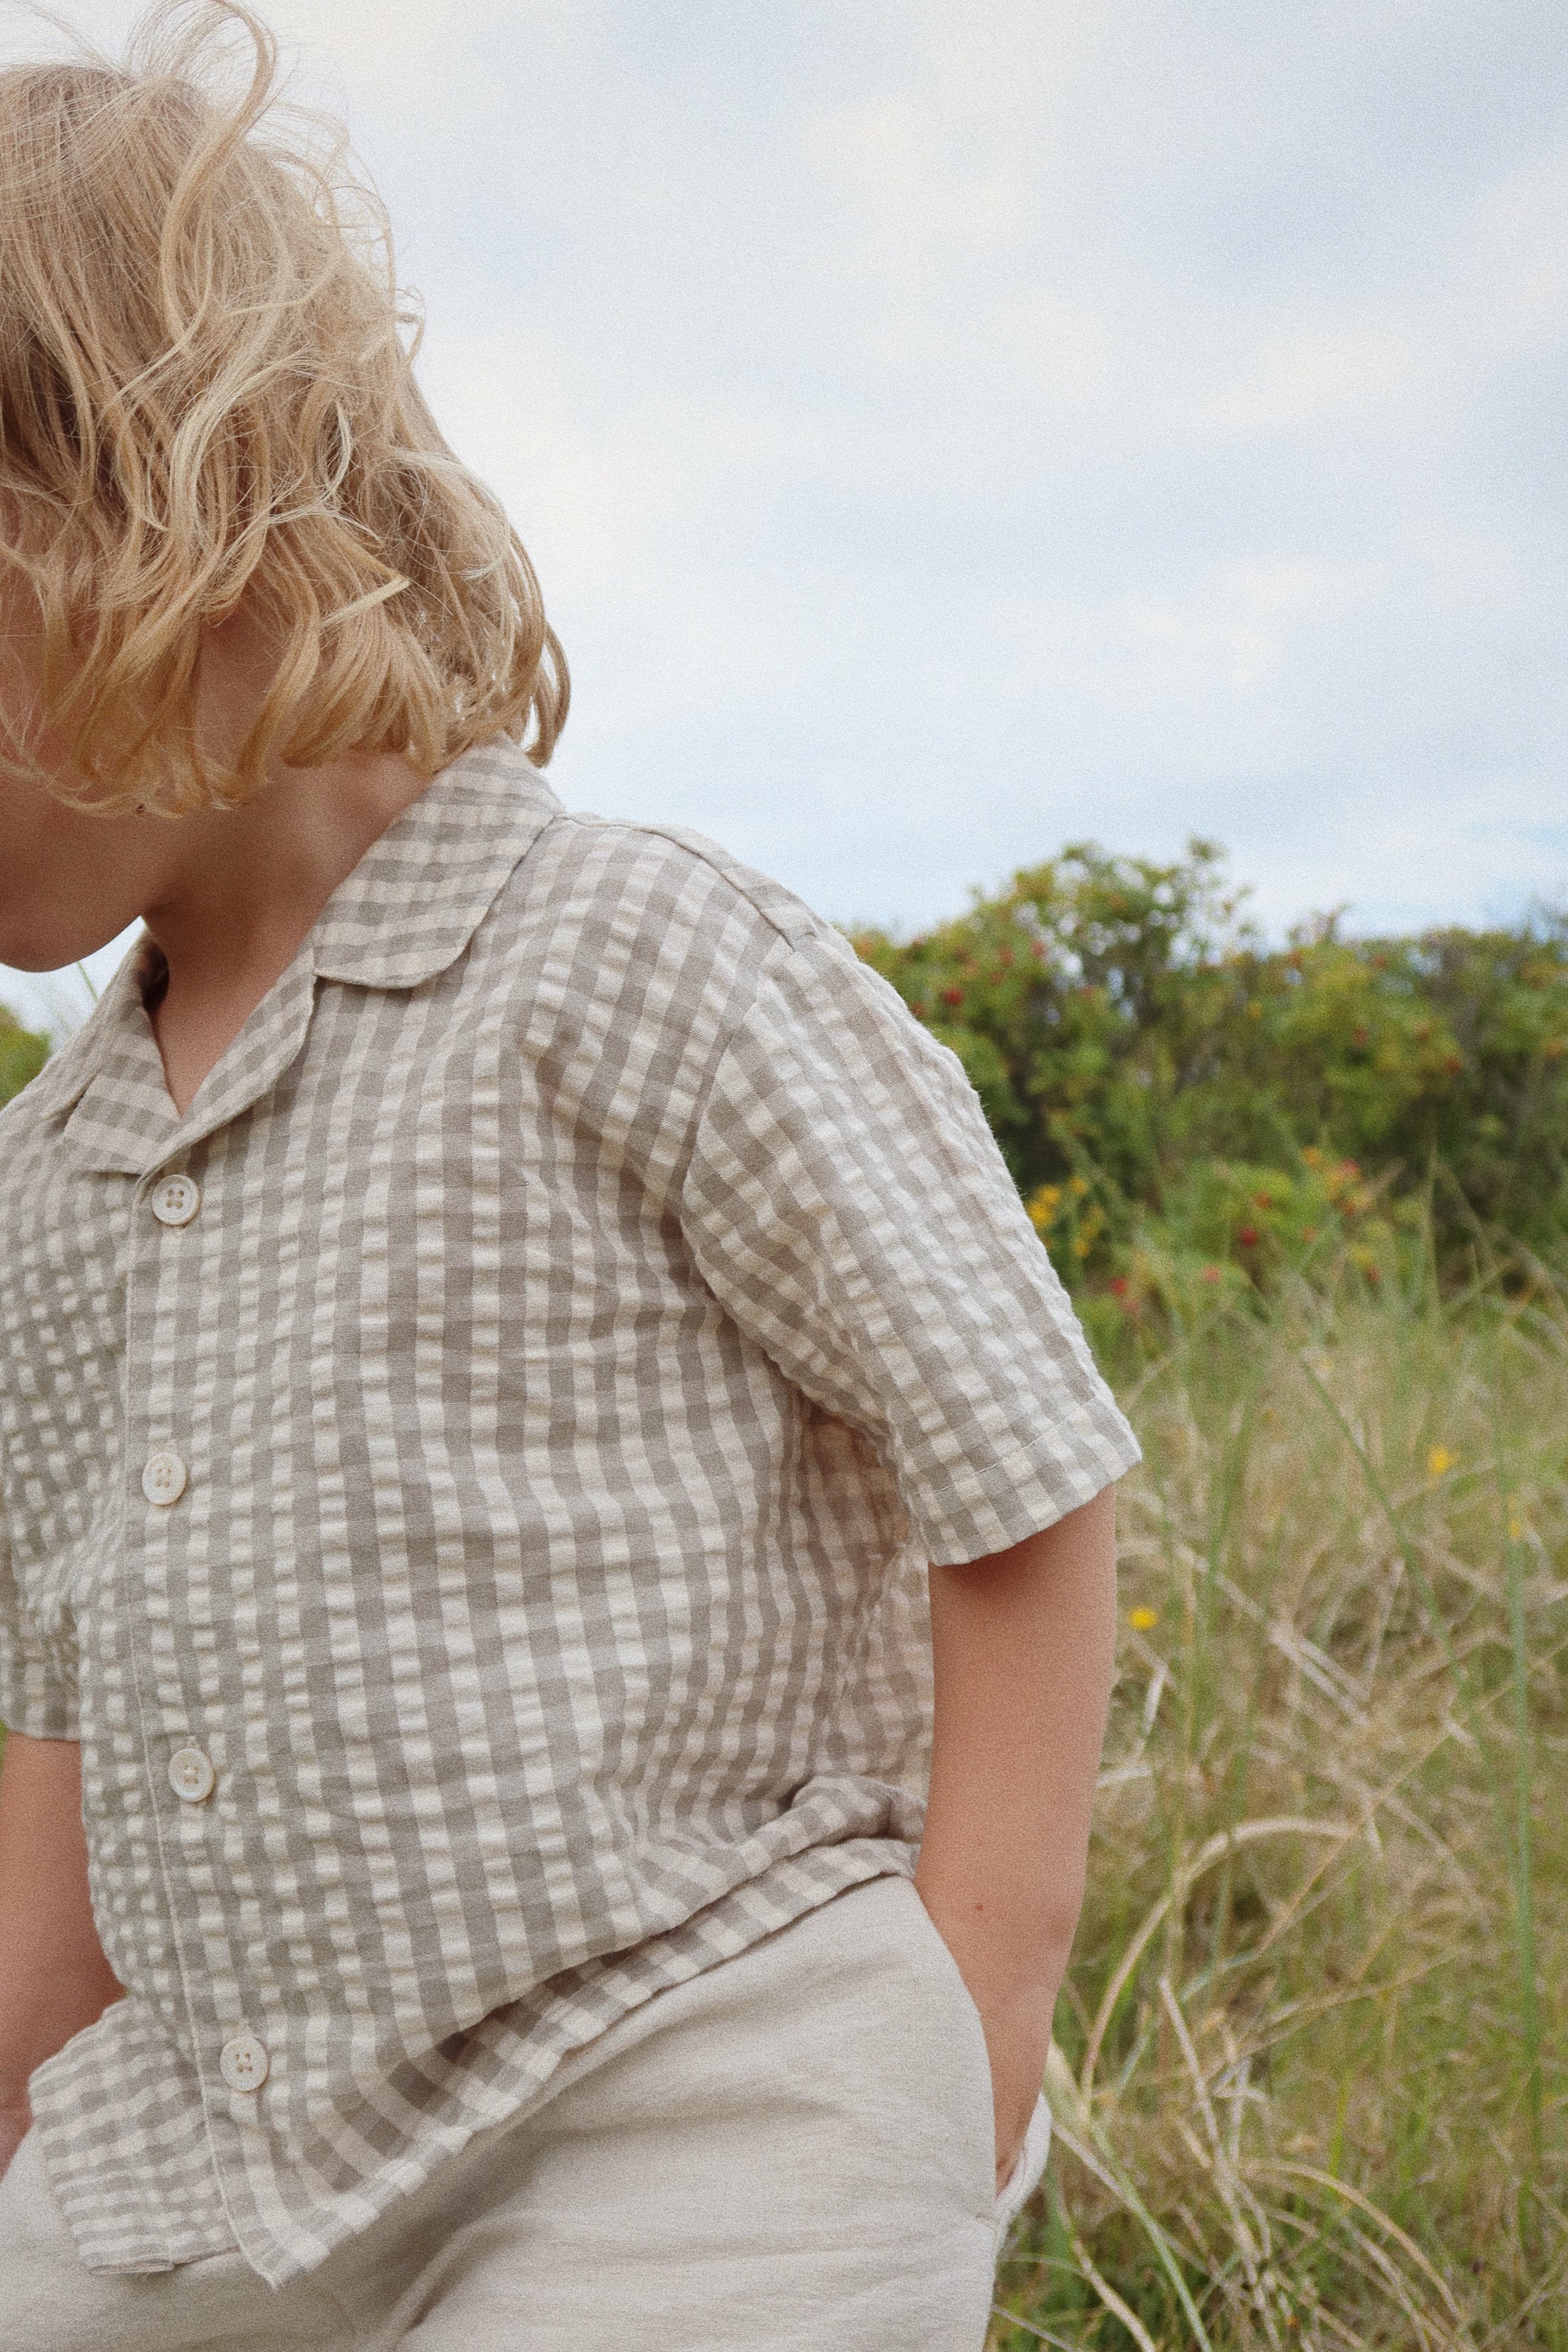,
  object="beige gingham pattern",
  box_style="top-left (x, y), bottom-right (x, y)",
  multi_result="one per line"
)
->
top-left (0, 741), bottom-right (1139, 2286)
